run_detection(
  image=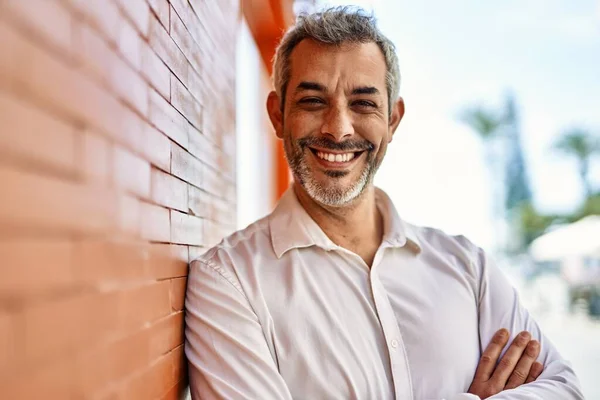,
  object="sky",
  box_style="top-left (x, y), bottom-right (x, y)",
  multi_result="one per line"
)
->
top-left (313, 0), bottom-right (600, 250)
